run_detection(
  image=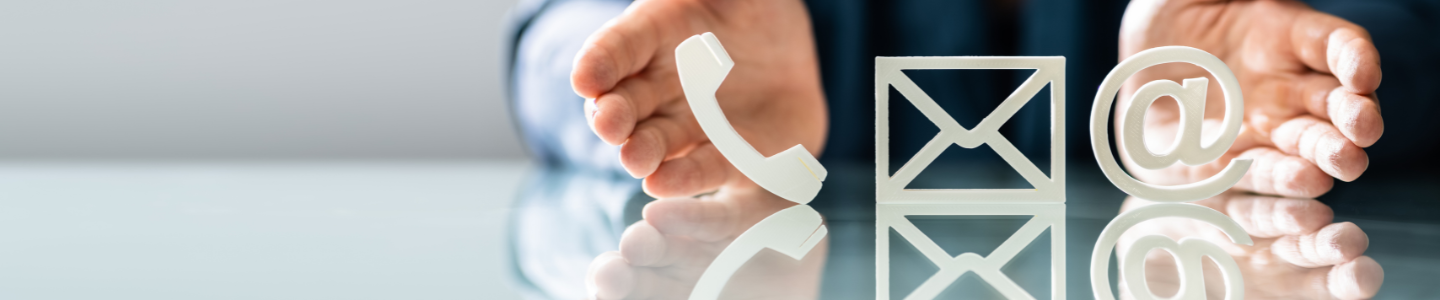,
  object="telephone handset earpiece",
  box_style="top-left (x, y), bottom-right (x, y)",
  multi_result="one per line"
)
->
top-left (675, 32), bottom-right (827, 205)
top-left (675, 32), bottom-right (829, 300)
